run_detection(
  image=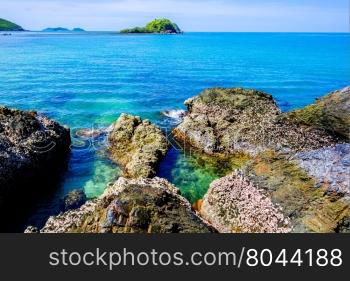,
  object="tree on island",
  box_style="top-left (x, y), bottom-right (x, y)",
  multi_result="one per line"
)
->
top-left (120, 18), bottom-right (182, 34)
top-left (0, 18), bottom-right (24, 31)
